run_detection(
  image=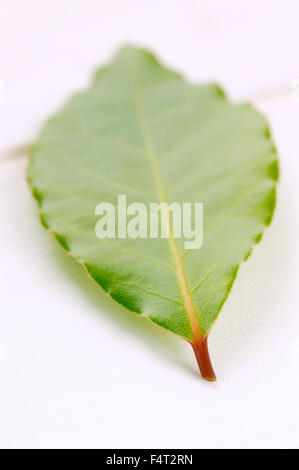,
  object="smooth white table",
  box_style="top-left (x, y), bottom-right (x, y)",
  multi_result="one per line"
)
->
top-left (1, 0), bottom-right (299, 449)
